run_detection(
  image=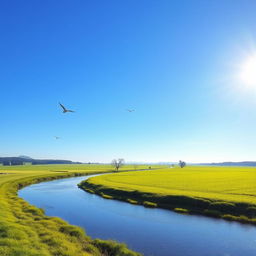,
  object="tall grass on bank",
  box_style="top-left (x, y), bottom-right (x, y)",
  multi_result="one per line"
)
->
top-left (0, 164), bottom-right (142, 256)
top-left (79, 166), bottom-right (256, 225)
